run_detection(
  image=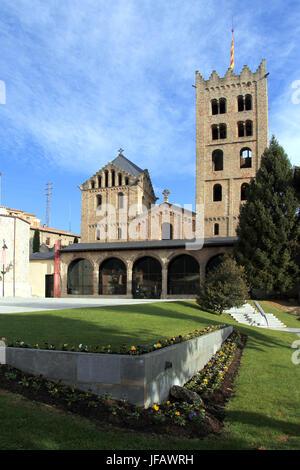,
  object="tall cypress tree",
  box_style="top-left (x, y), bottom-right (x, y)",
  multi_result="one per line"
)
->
top-left (234, 136), bottom-right (300, 295)
top-left (32, 229), bottom-right (40, 253)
